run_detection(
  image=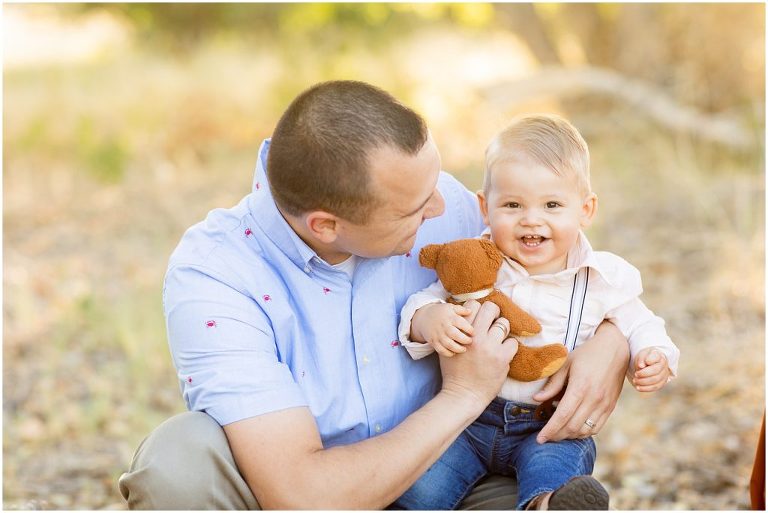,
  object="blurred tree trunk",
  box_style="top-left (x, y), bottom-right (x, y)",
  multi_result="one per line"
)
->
top-left (613, 4), bottom-right (670, 83)
top-left (561, 3), bottom-right (616, 67)
top-left (494, 3), bottom-right (562, 65)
